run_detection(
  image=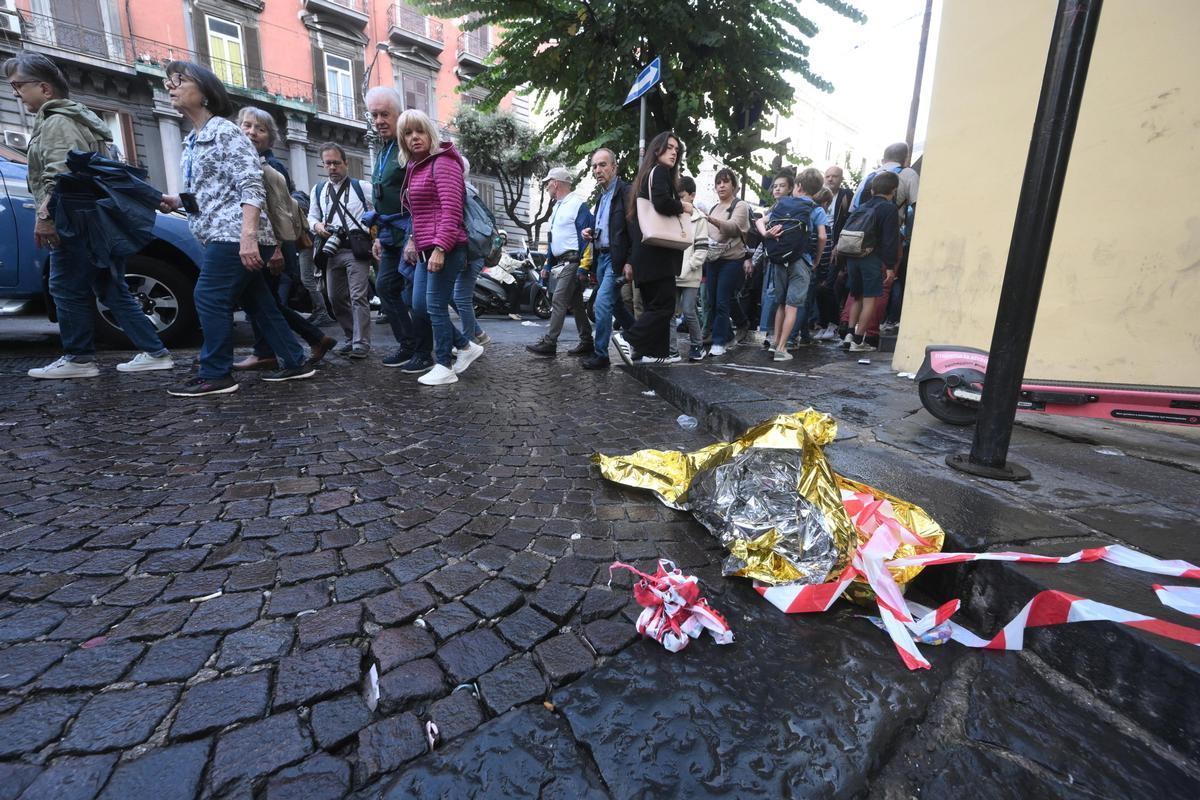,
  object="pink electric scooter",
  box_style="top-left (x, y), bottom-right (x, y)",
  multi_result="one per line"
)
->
top-left (916, 345), bottom-right (1200, 427)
